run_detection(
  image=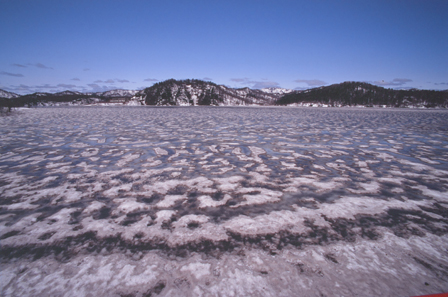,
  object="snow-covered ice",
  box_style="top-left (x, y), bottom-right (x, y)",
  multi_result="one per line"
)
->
top-left (1, 106), bottom-right (448, 296)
